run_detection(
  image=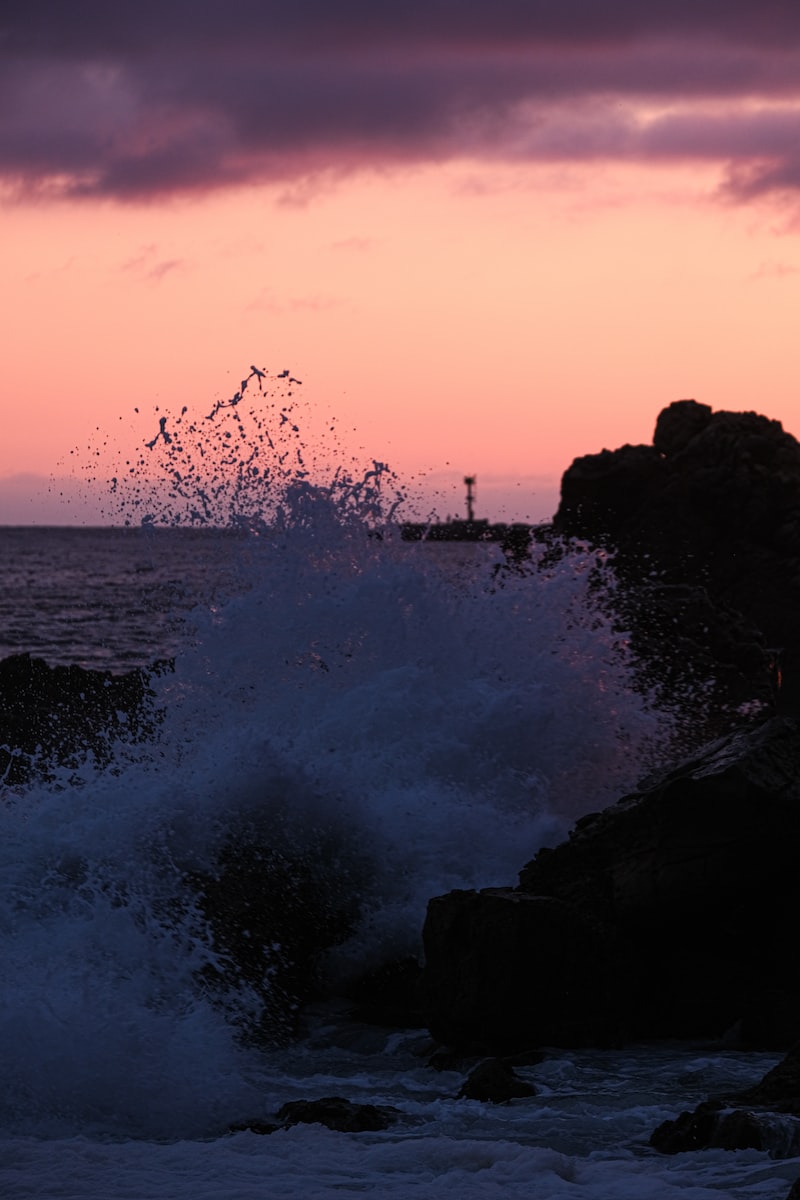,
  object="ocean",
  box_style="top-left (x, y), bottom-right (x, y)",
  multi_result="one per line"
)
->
top-left (1, 518), bottom-right (796, 1200)
top-left (0, 525), bottom-right (247, 672)
top-left (1, 510), bottom-right (797, 1198)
